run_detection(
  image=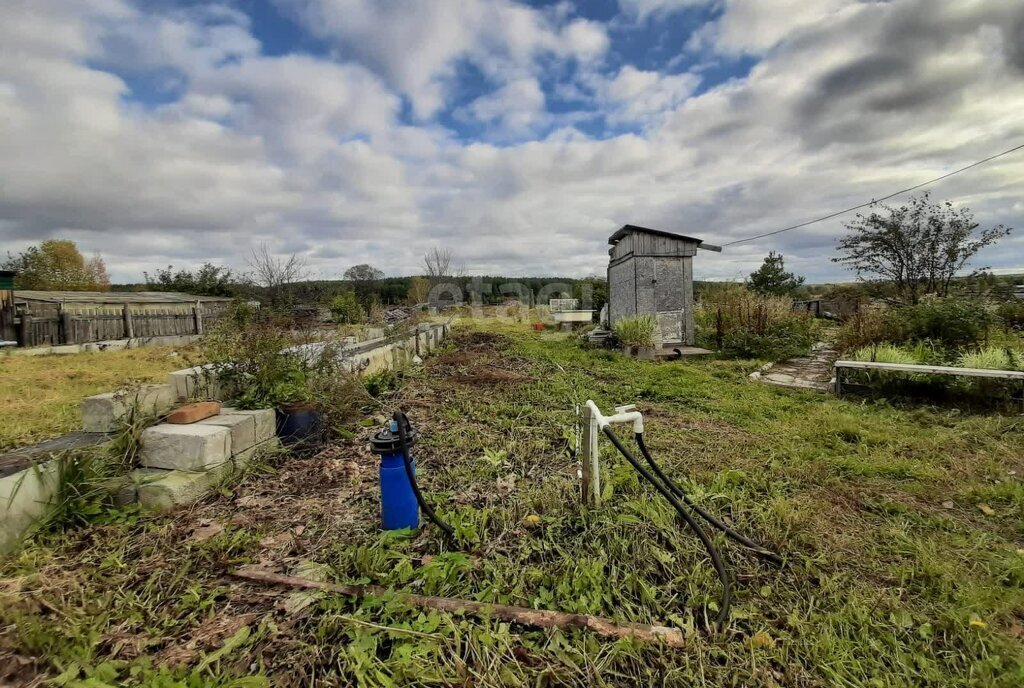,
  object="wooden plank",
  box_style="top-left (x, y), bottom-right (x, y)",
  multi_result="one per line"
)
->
top-left (834, 360), bottom-right (1024, 380)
